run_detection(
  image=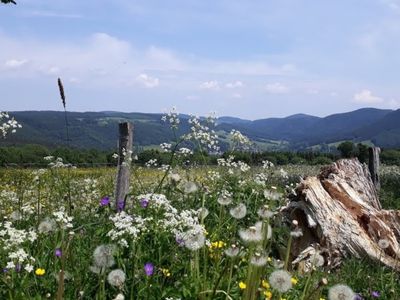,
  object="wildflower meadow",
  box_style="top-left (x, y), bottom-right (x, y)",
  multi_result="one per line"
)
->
top-left (0, 109), bottom-right (399, 300)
